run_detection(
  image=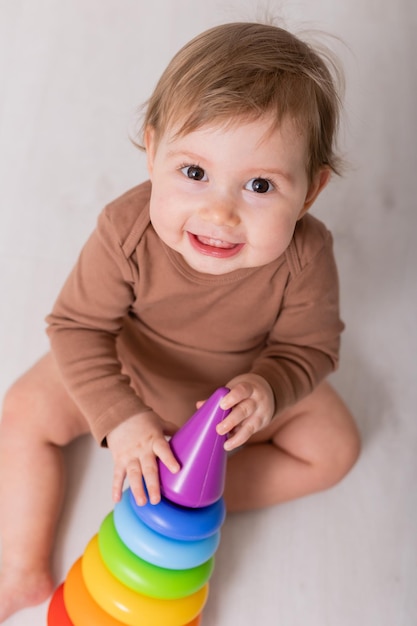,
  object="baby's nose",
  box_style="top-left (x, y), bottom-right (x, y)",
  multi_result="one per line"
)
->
top-left (198, 197), bottom-right (240, 227)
